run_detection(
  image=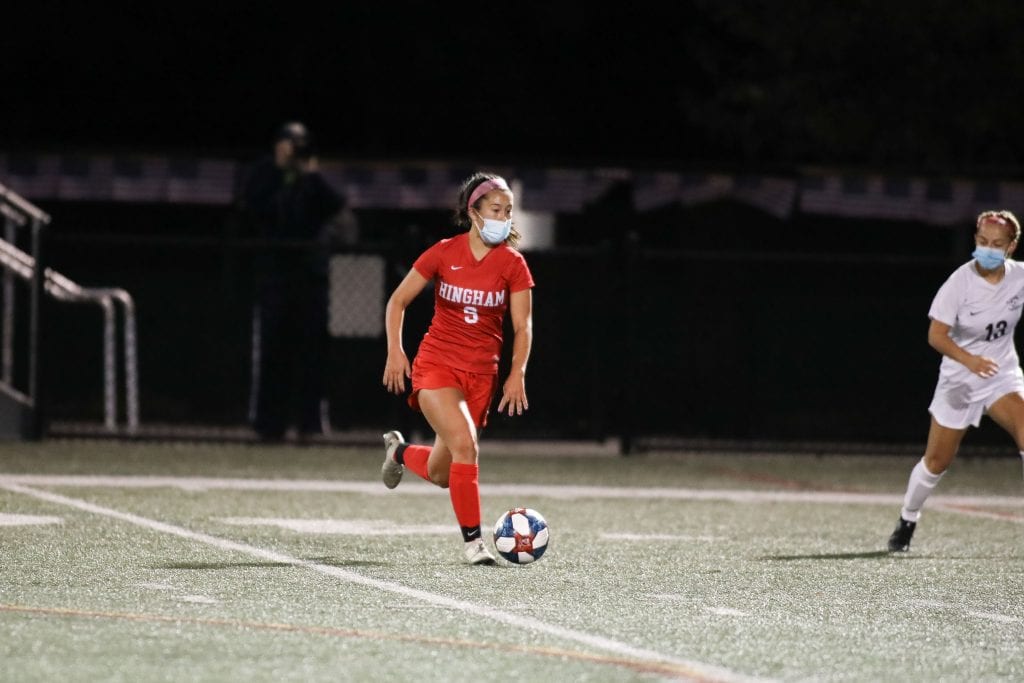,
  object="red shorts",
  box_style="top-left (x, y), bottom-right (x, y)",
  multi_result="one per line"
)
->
top-left (408, 357), bottom-right (498, 428)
